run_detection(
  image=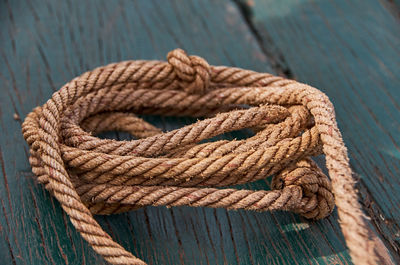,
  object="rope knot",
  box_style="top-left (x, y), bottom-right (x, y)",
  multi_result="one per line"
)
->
top-left (271, 159), bottom-right (335, 220)
top-left (167, 48), bottom-right (211, 94)
top-left (21, 49), bottom-right (379, 265)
